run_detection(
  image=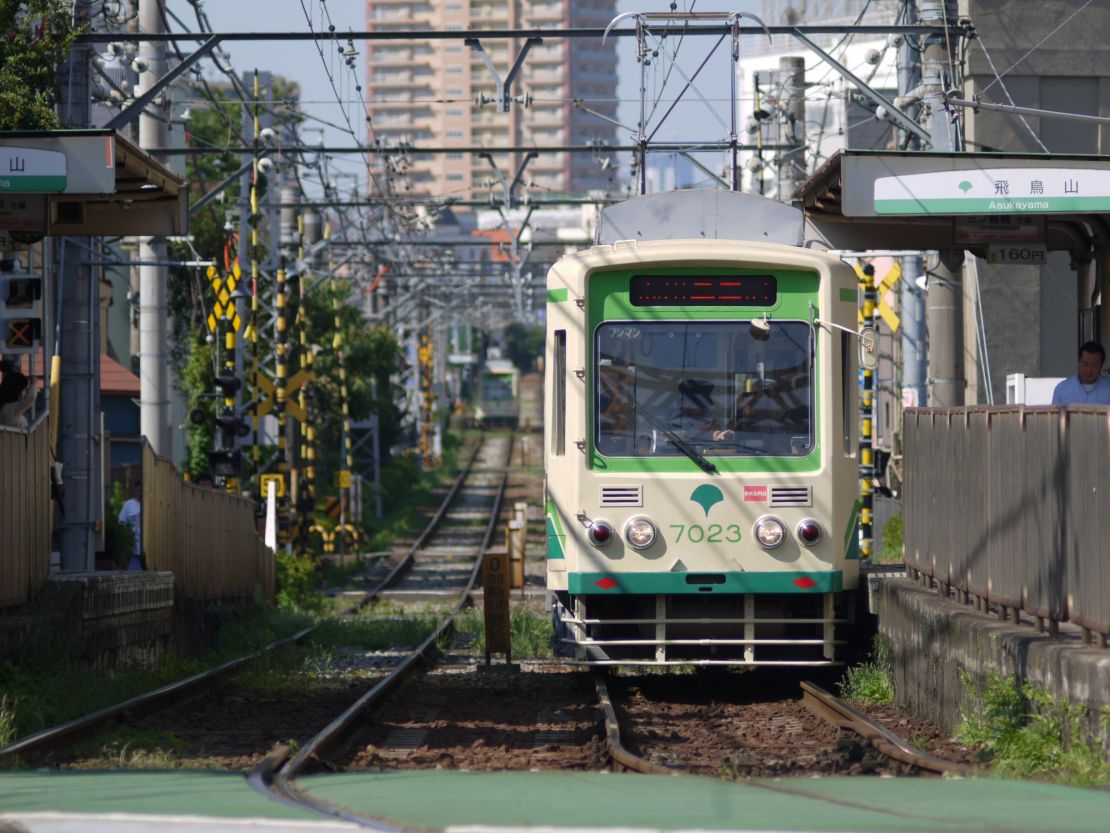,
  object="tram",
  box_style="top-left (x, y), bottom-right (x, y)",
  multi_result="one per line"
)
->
top-left (475, 357), bottom-right (520, 428)
top-left (544, 190), bottom-right (870, 666)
